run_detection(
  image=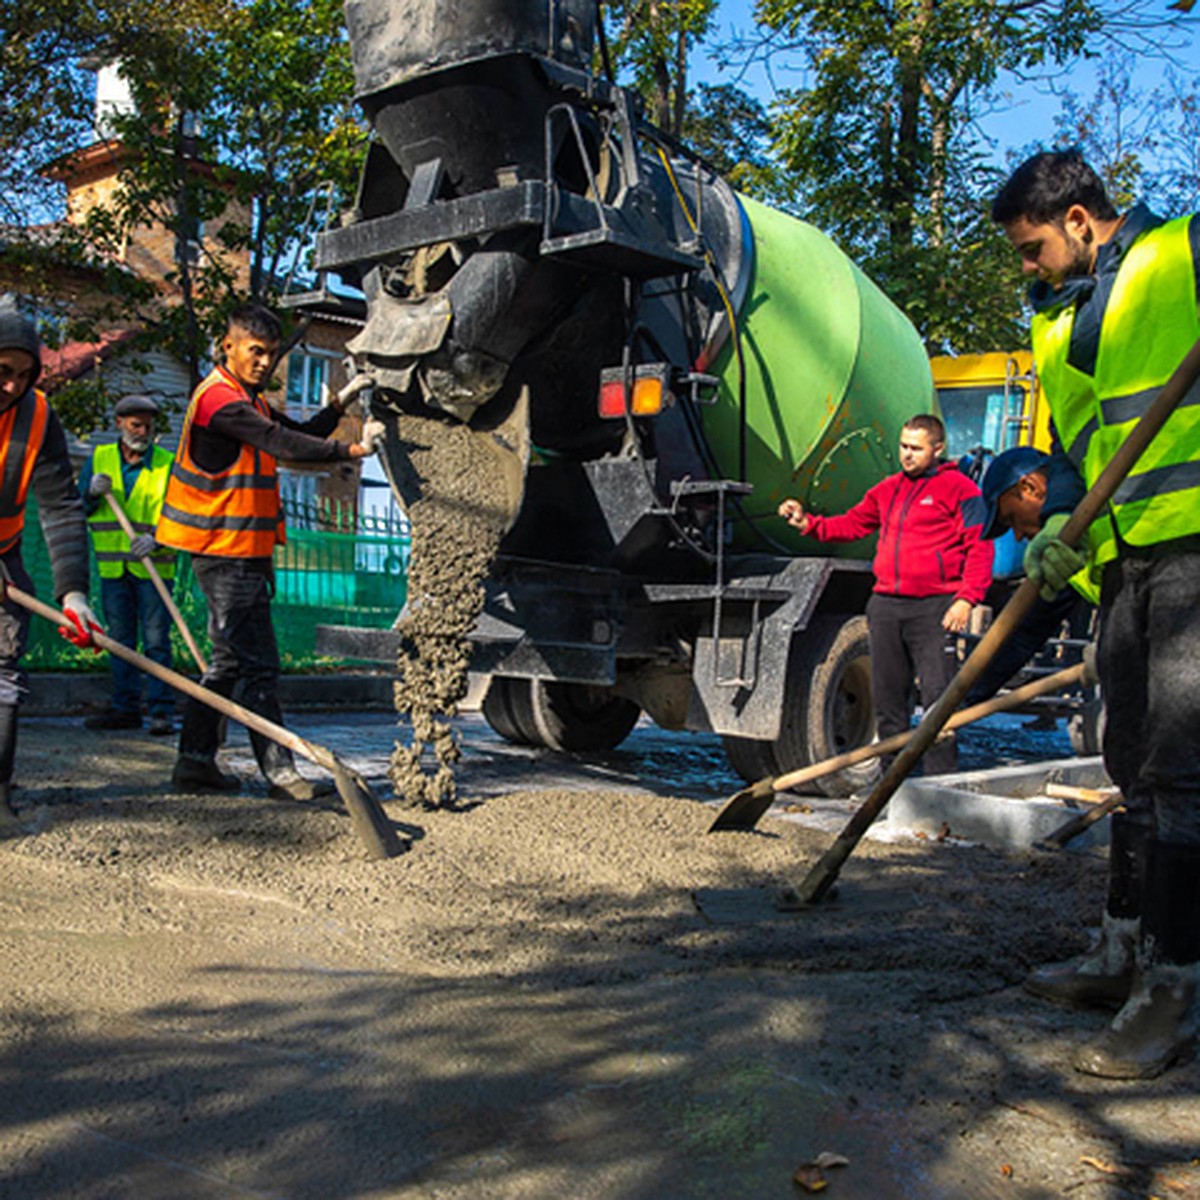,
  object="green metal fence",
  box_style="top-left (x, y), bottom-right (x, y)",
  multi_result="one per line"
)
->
top-left (20, 496), bottom-right (410, 672)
